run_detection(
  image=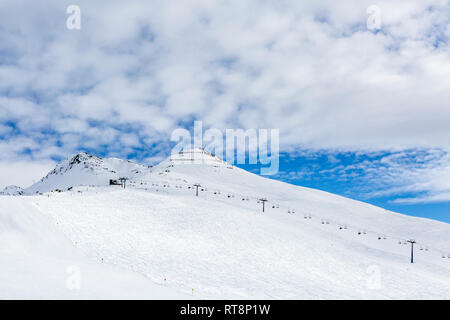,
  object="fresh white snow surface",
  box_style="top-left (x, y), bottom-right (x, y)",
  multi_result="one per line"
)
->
top-left (1, 150), bottom-right (449, 299)
top-left (0, 196), bottom-right (188, 299)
